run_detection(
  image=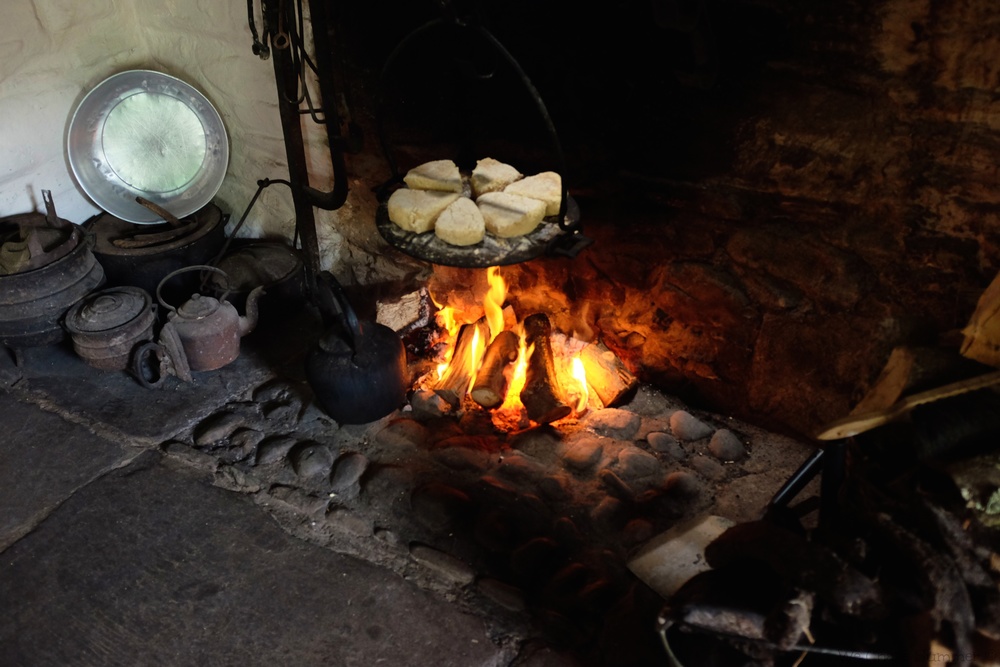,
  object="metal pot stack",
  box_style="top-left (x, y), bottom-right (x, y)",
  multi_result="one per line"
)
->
top-left (63, 286), bottom-right (157, 371)
top-left (0, 194), bottom-right (105, 350)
